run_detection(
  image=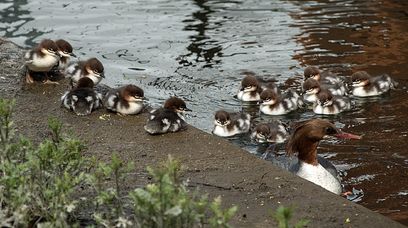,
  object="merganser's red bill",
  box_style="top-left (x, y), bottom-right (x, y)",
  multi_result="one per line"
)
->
top-left (335, 132), bottom-right (362, 140)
